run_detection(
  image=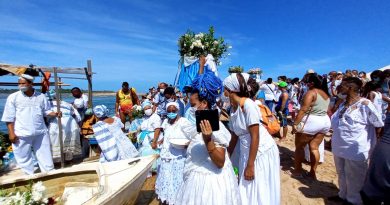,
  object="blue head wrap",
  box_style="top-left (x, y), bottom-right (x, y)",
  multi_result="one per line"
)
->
top-left (141, 100), bottom-right (152, 109)
top-left (191, 71), bottom-right (223, 105)
top-left (93, 105), bottom-right (109, 118)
